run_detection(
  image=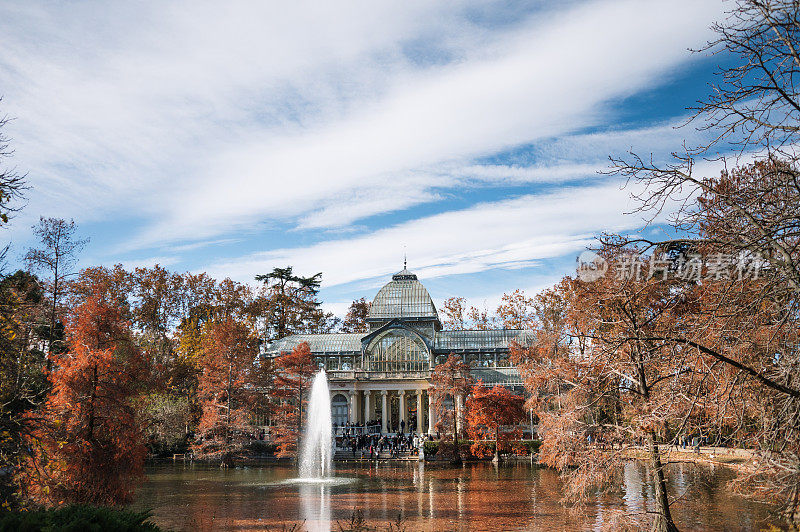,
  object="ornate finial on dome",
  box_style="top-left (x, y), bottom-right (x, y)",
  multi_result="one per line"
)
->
top-left (403, 253), bottom-right (407, 270)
